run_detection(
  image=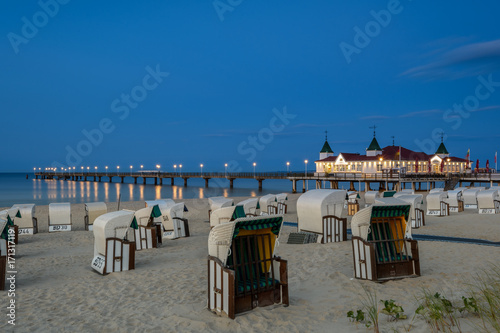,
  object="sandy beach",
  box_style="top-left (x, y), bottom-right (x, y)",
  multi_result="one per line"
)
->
top-left (1, 193), bottom-right (500, 332)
